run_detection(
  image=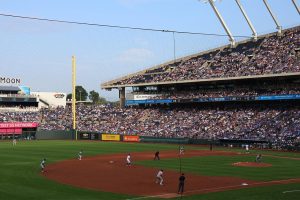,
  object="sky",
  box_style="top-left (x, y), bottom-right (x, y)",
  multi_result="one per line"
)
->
top-left (0, 0), bottom-right (299, 101)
